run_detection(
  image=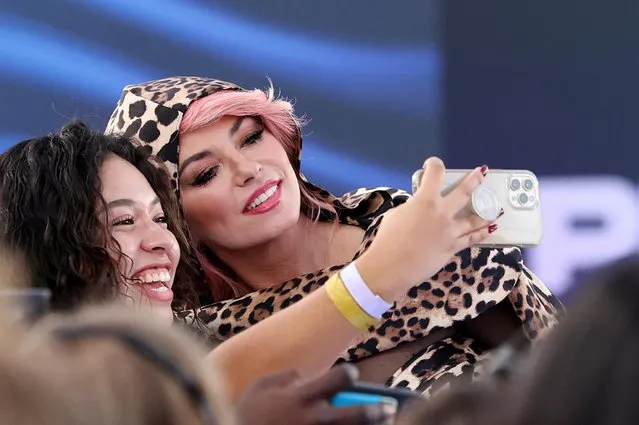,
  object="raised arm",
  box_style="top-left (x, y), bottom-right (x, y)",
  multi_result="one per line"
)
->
top-left (207, 158), bottom-right (494, 401)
